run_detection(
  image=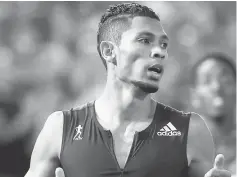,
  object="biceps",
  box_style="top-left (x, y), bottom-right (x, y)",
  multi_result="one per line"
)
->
top-left (188, 137), bottom-right (214, 176)
top-left (188, 159), bottom-right (213, 177)
top-left (187, 126), bottom-right (215, 176)
top-left (188, 117), bottom-right (215, 163)
top-left (27, 136), bottom-right (60, 177)
top-left (26, 159), bottom-right (58, 177)
top-left (188, 132), bottom-right (215, 164)
top-left (26, 125), bottom-right (60, 176)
